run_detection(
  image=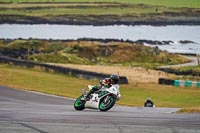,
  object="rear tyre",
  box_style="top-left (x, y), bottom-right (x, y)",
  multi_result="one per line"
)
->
top-left (74, 95), bottom-right (86, 110)
top-left (99, 95), bottom-right (116, 112)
